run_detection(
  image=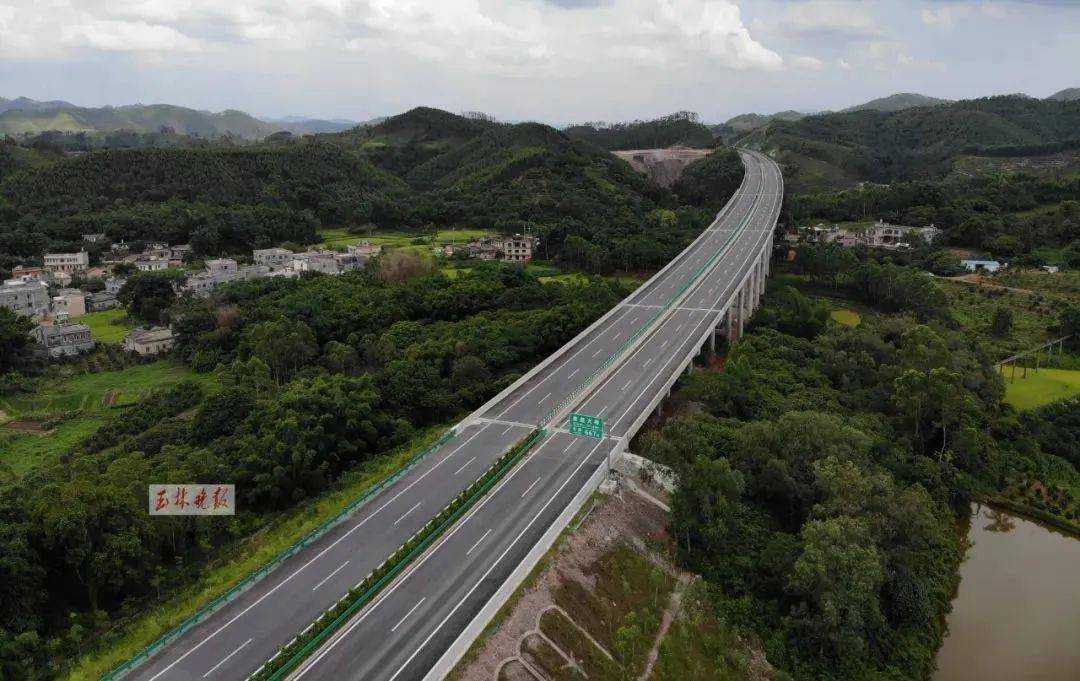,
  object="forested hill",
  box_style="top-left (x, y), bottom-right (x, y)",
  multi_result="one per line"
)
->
top-left (0, 106), bottom-right (745, 276)
top-left (562, 112), bottom-right (715, 150)
top-left (324, 108), bottom-right (735, 273)
top-left (740, 95), bottom-right (1080, 192)
top-left (0, 144), bottom-right (408, 262)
